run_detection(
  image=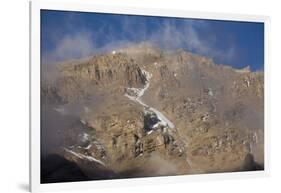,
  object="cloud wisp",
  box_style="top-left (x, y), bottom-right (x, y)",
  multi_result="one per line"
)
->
top-left (41, 12), bottom-right (237, 66)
